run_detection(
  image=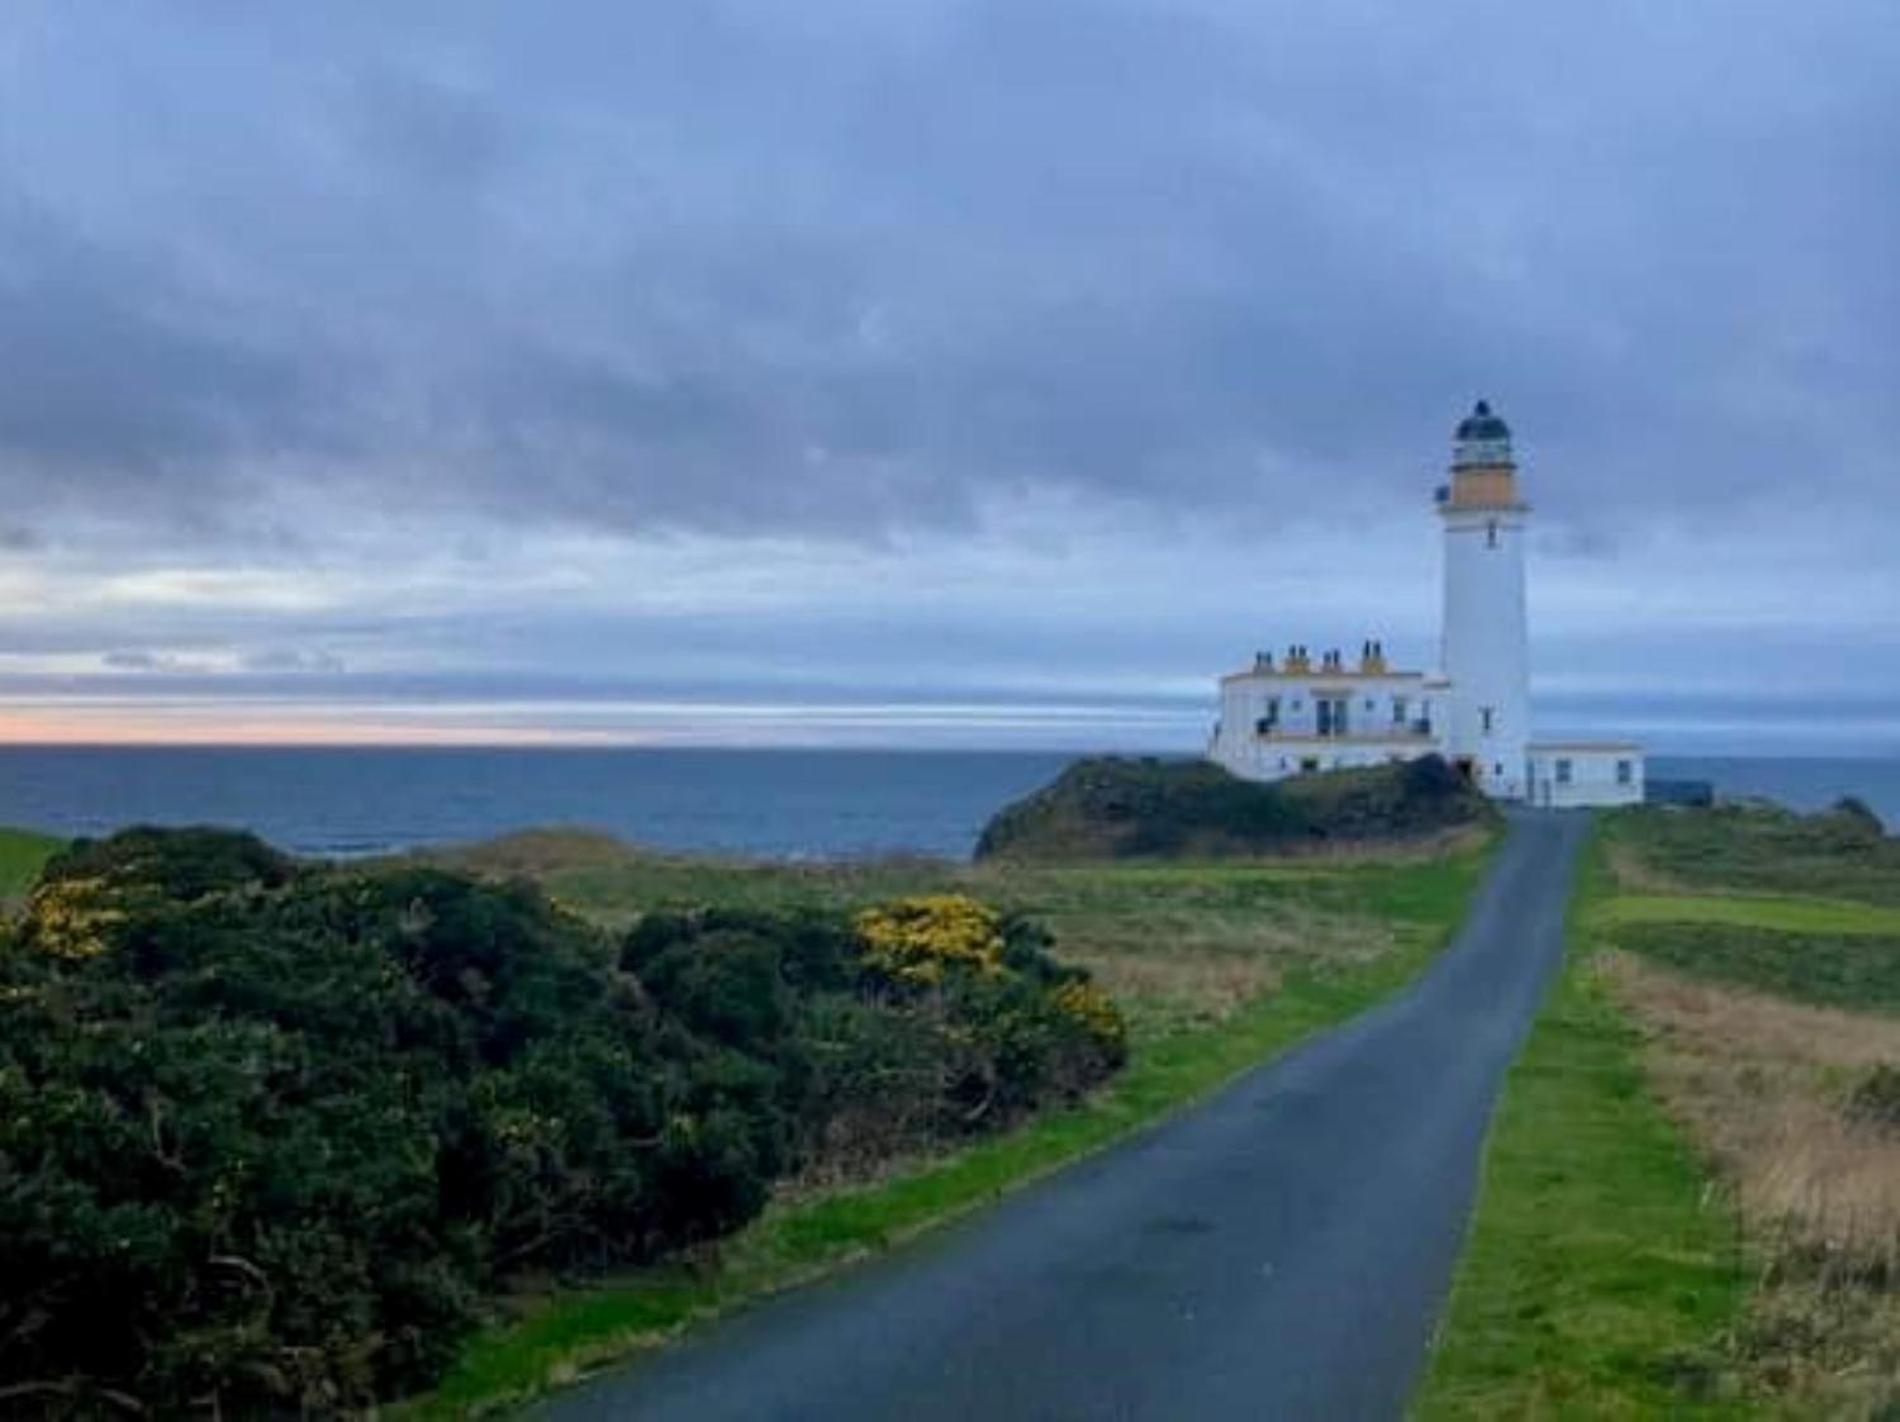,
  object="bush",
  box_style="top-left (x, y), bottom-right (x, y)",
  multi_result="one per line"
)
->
top-left (0, 832), bottom-right (1122, 1414)
top-left (622, 895), bottom-right (1125, 1171)
top-left (0, 833), bottom-right (780, 1414)
top-left (976, 754), bottom-right (1496, 862)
